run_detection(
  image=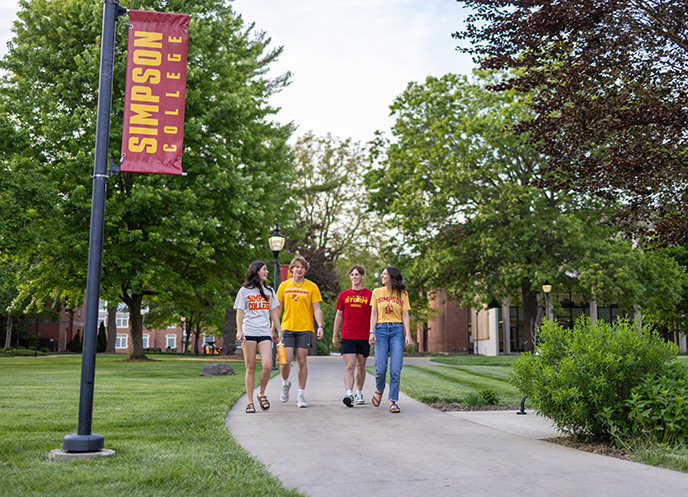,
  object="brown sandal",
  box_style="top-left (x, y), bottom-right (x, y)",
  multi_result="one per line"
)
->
top-left (372, 391), bottom-right (383, 407)
top-left (389, 402), bottom-right (400, 413)
top-left (257, 395), bottom-right (270, 411)
top-left (246, 403), bottom-right (256, 413)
